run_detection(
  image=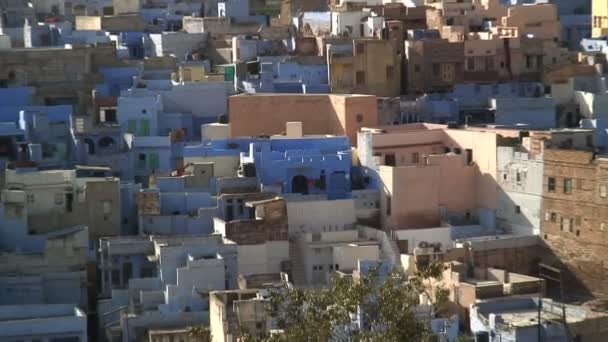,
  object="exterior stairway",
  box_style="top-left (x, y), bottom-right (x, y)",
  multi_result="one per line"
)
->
top-left (288, 240), bottom-right (306, 286)
top-left (388, 239), bottom-right (402, 267)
